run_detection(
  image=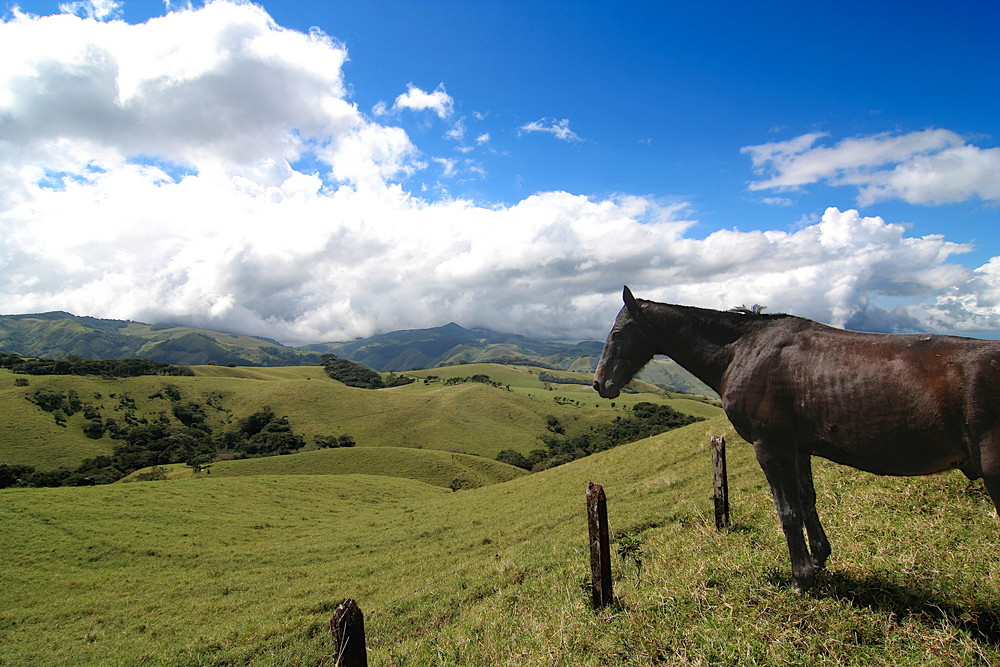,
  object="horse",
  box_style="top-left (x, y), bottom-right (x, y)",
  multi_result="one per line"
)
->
top-left (593, 286), bottom-right (1000, 592)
